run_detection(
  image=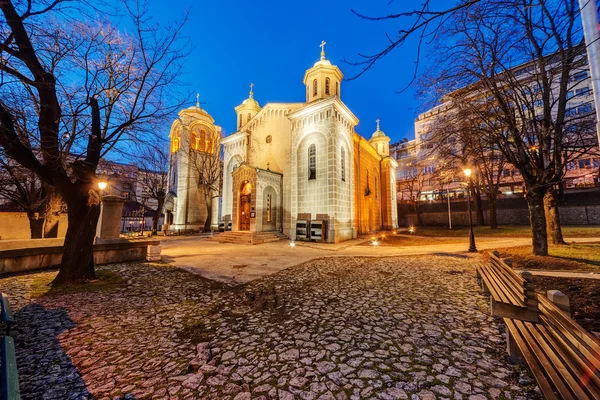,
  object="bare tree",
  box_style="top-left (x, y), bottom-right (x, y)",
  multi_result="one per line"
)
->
top-left (356, 0), bottom-right (596, 255)
top-left (397, 156), bottom-right (439, 226)
top-left (188, 133), bottom-right (223, 232)
top-left (137, 142), bottom-right (170, 235)
top-left (427, 104), bottom-right (508, 229)
top-left (0, 0), bottom-right (189, 283)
